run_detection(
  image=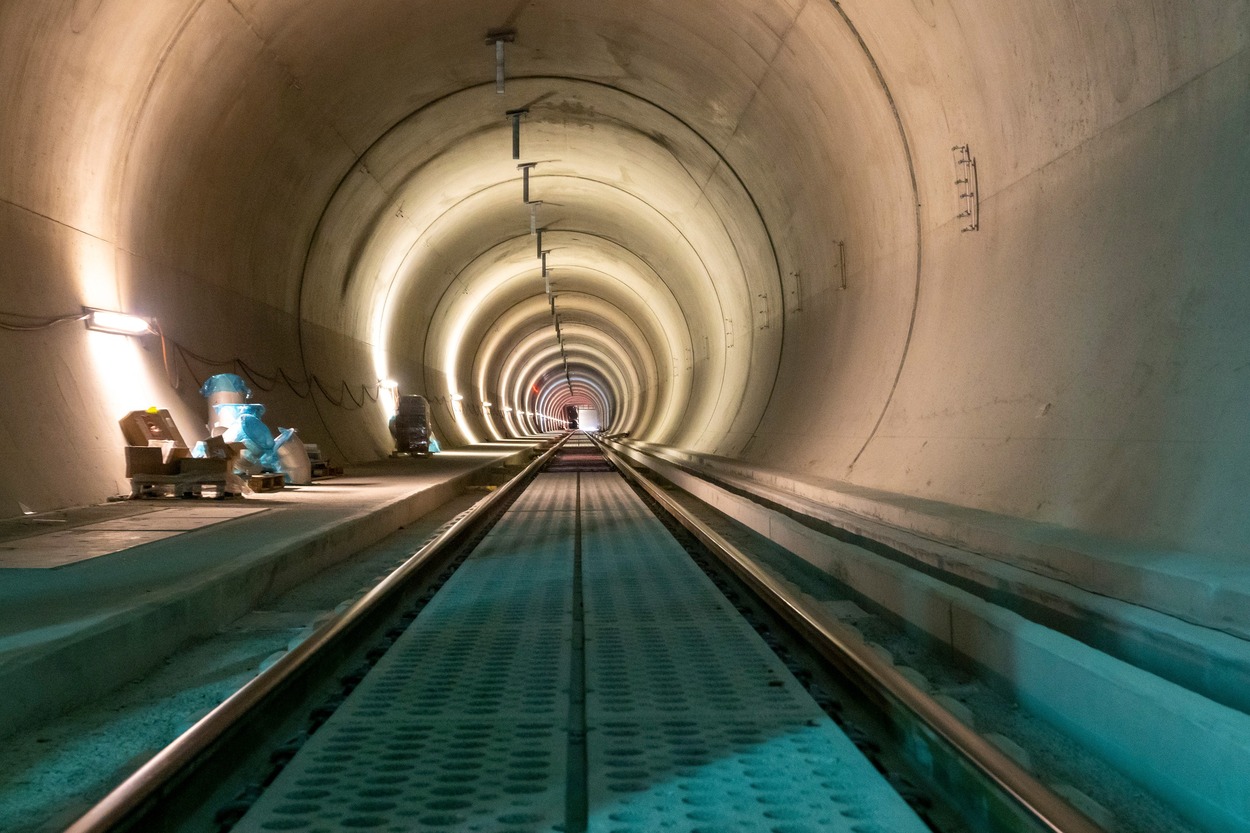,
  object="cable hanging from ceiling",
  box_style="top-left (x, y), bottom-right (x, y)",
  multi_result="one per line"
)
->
top-left (166, 336), bottom-right (382, 410)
